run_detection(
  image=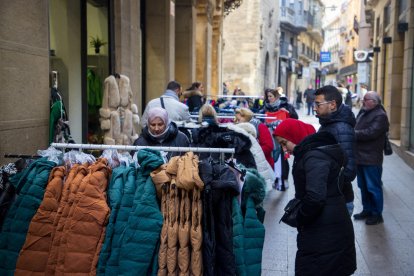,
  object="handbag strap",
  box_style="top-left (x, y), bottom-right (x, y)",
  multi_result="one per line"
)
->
top-left (160, 97), bottom-right (166, 109)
